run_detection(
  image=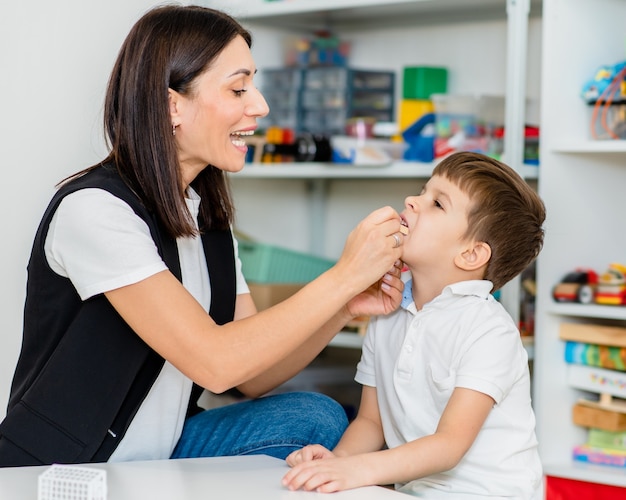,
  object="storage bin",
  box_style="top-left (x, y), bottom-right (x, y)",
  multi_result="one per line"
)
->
top-left (431, 94), bottom-right (505, 156)
top-left (238, 241), bottom-right (336, 284)
top-left (304, 67), bottom-right (348, 89)
top-left (302, 90), bottom-right (346, 109)
top-left (262, 66), bottom-right (395, 135)
top-left (432, 94), bottom-right (505, 138)
top-left (262, 67), bottom-right (304, 89)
